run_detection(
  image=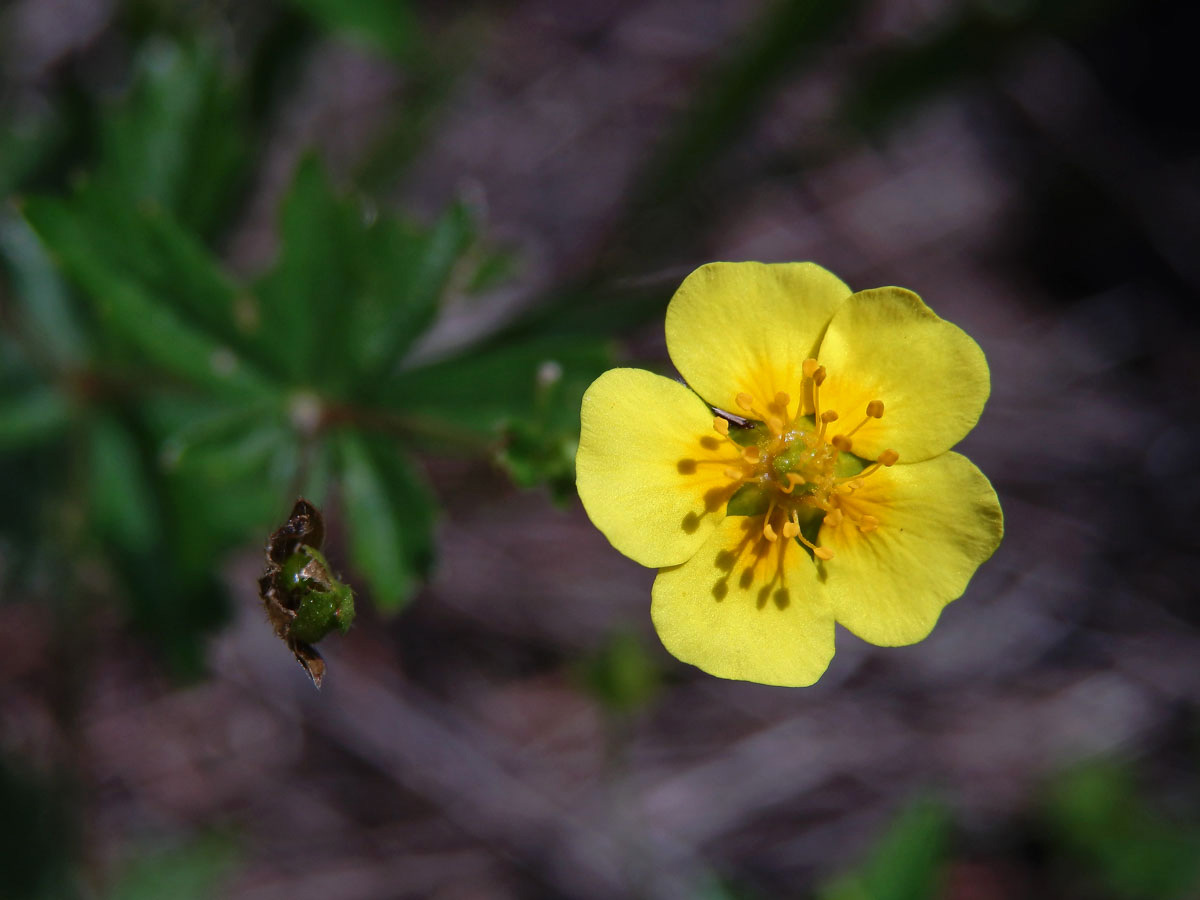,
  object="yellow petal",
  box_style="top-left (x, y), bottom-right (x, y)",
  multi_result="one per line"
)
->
top-left (577, 368), bottom-right (740, 568)
top-left (816, 288), bottom-right (989, 463)
top-left (665, 262), bottom-right (851, 421)
top-left (652, 516), bottom-right (835, 686)
top-left (820, 452), bottom-right (1003, 646)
